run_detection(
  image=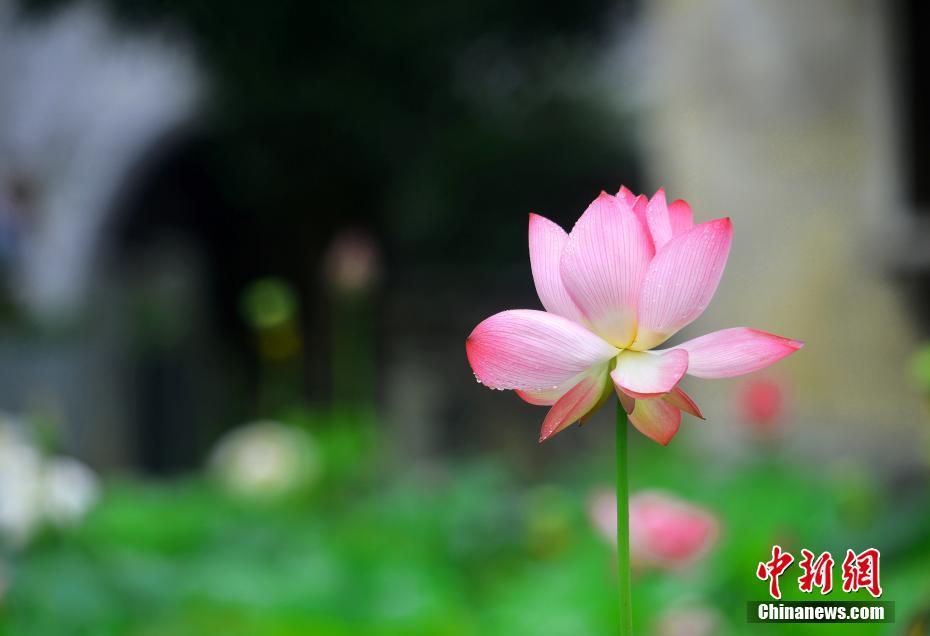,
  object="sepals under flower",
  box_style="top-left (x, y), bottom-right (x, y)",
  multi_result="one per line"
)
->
top-left (538, 364), bottom-right (610, 442)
